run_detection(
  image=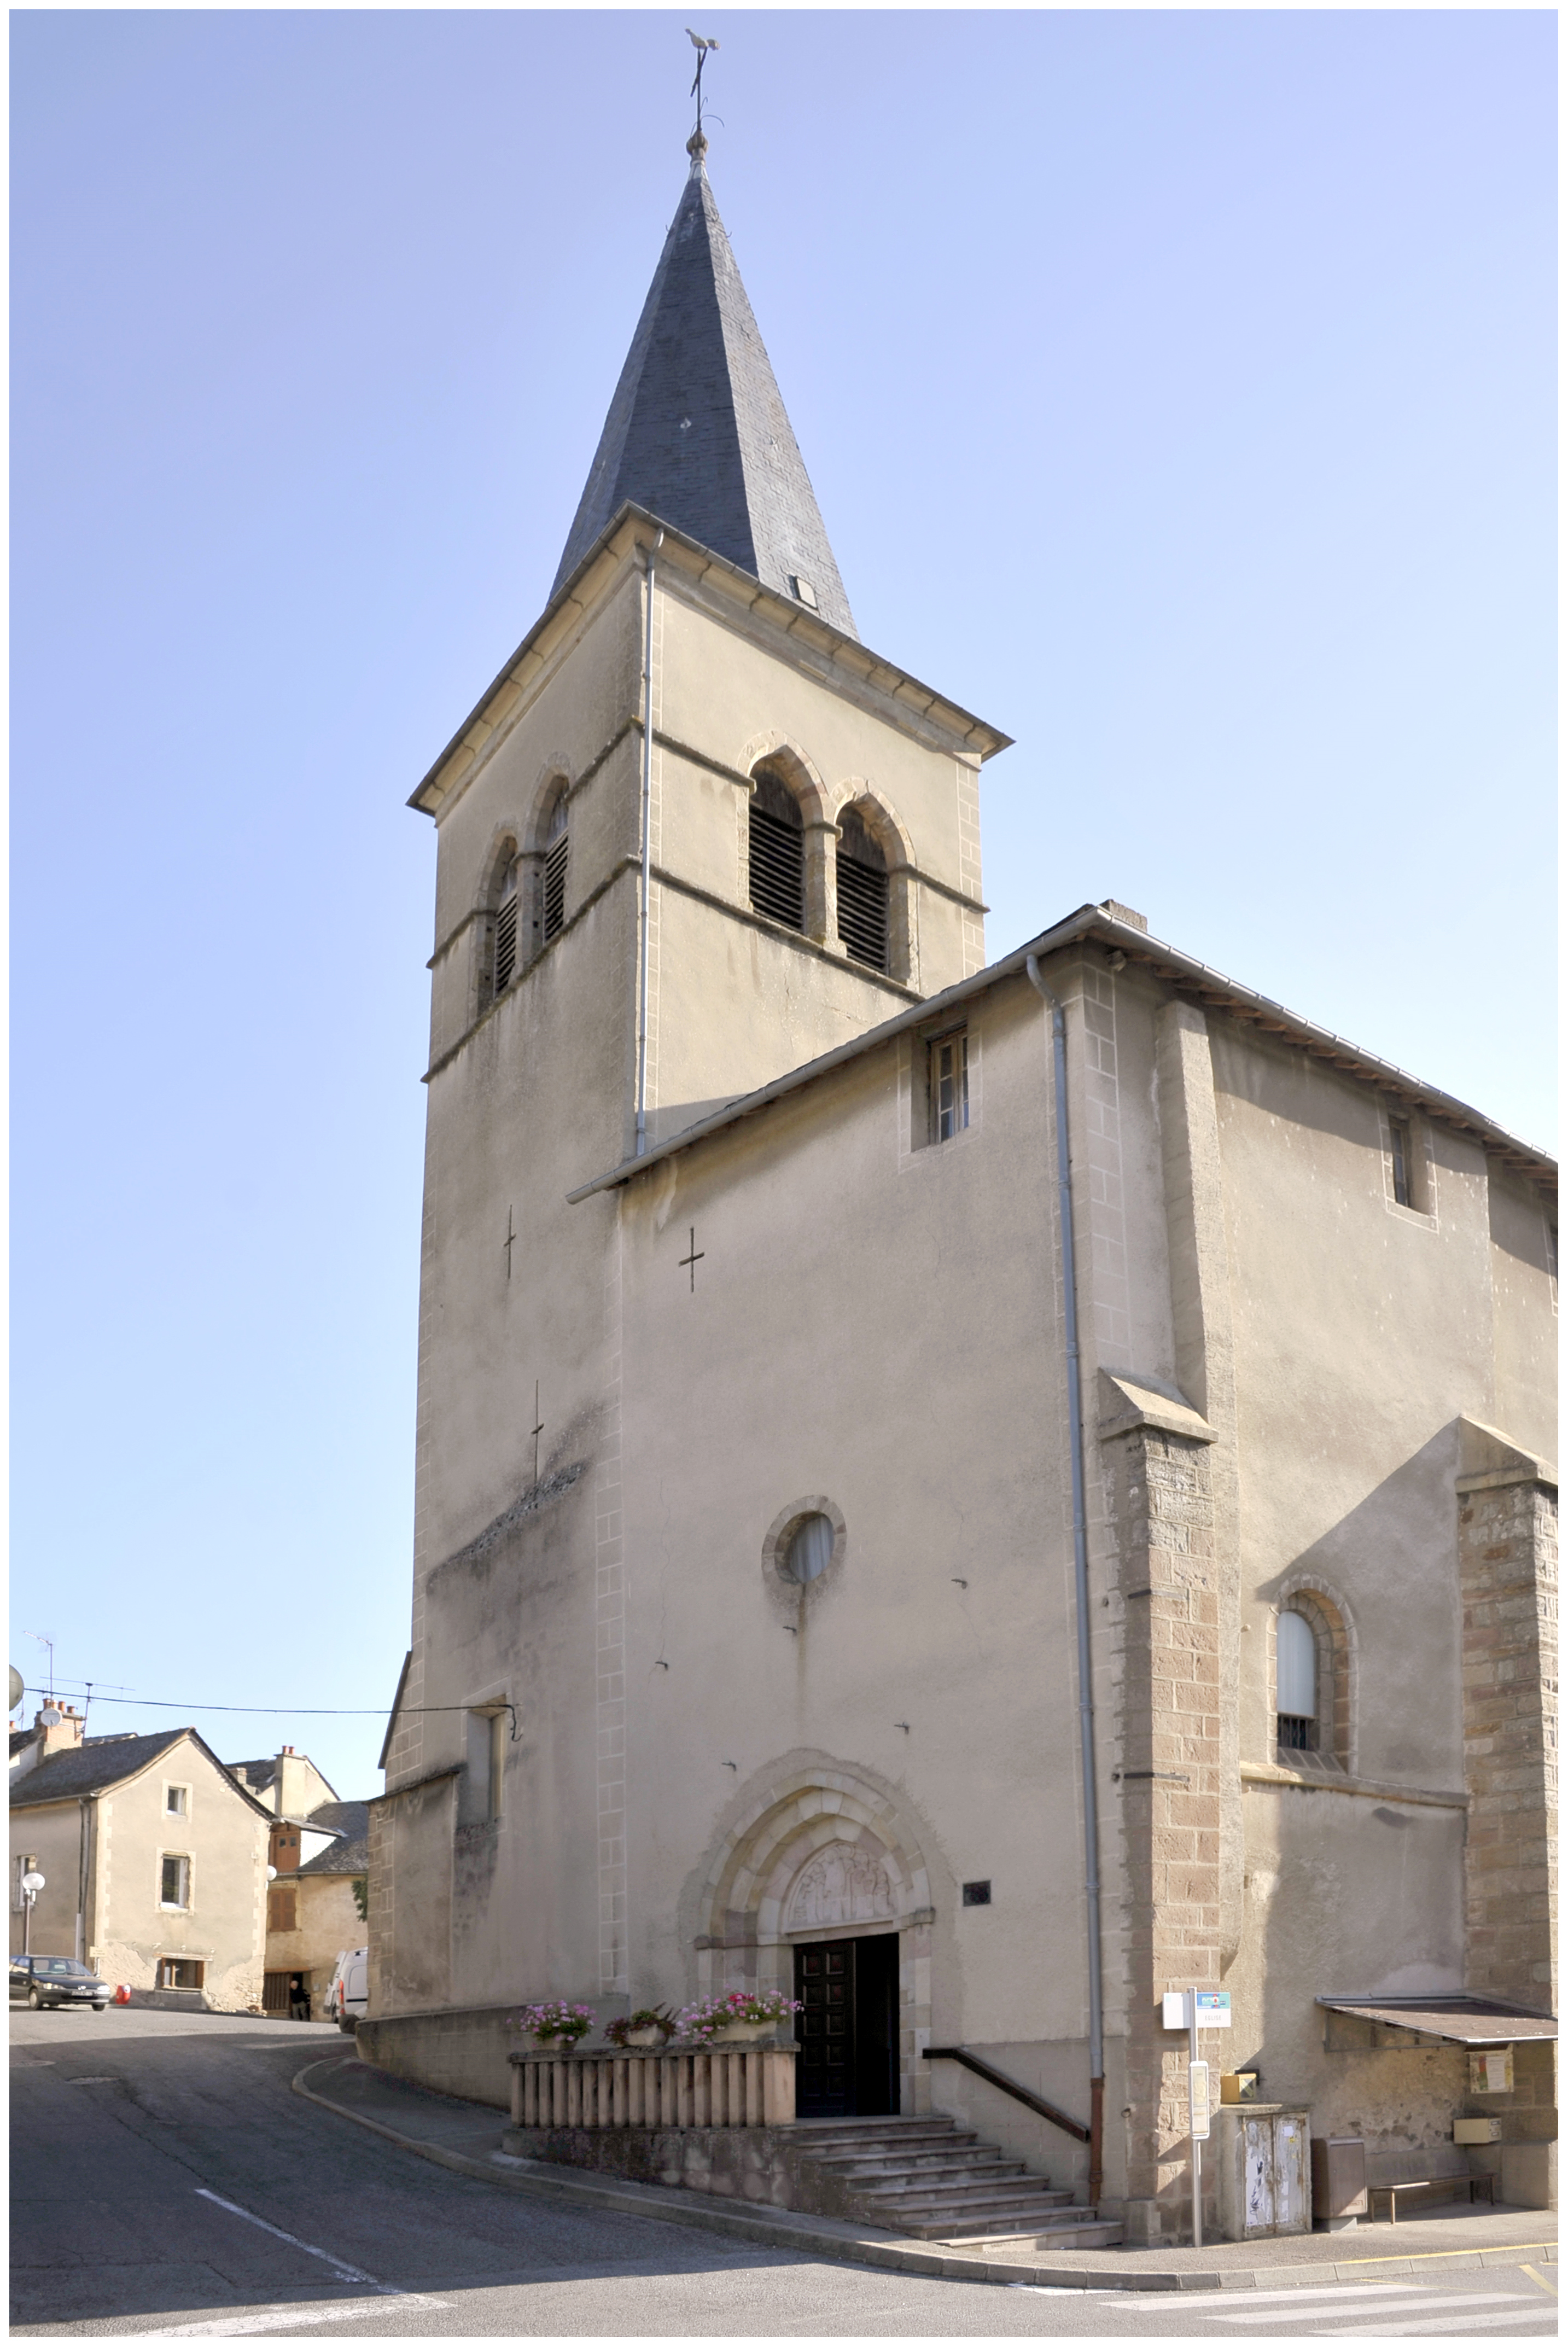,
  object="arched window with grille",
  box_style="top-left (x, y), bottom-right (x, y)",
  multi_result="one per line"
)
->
top-left (748, 760), bottom-right (805, 931)
top-left (835, 805), bottom-right (890, 973)
top-left (541, 788), bottom-right (569, 945)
